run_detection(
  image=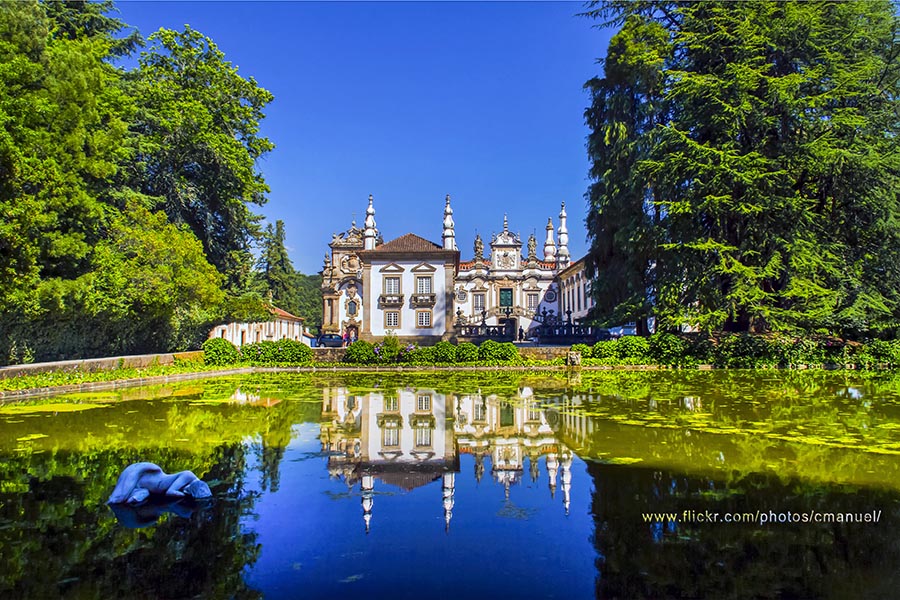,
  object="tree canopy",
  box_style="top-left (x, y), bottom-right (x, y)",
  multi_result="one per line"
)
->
top-left (584, 0), bottom-right (900, 337)
top-left (0, 0), bottom-right (313, 363)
